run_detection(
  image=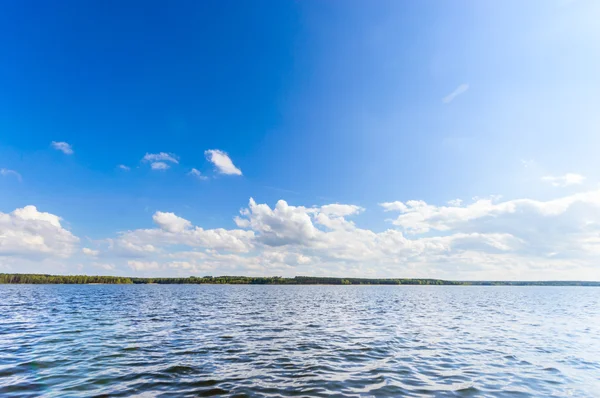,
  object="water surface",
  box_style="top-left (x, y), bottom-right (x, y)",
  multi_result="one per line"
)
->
top-left (1, 285), bottom-right (599, 397)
